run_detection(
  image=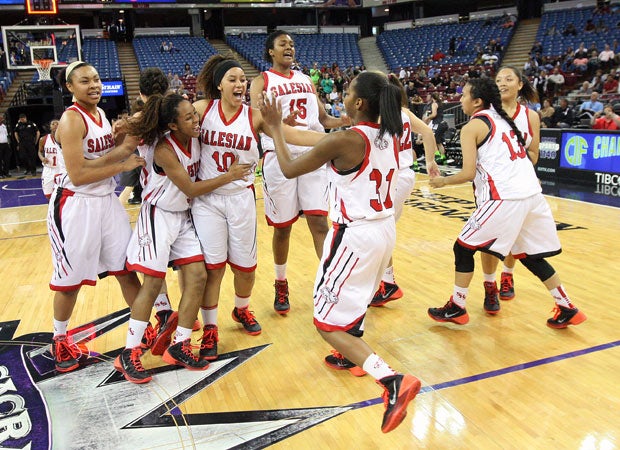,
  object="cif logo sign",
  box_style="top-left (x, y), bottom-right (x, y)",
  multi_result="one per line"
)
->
top-left (563, 135), bottom-right (588, 167)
